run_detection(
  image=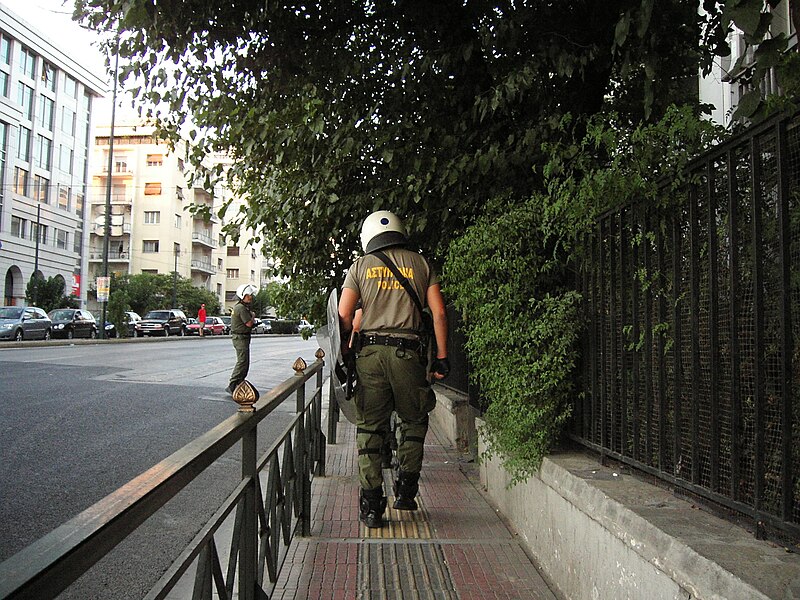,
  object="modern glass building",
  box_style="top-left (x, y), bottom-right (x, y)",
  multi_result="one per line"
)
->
top-left (0, 4), bottom-right (105, 307)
